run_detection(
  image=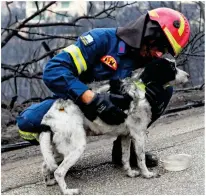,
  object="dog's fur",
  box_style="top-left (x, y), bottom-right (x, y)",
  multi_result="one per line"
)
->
top-left (39, 58), bottom-right (189, 195)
